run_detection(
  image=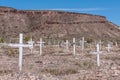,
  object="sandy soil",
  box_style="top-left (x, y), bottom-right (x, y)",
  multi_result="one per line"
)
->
top-left (0, 45), bottom-right (120, 80)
